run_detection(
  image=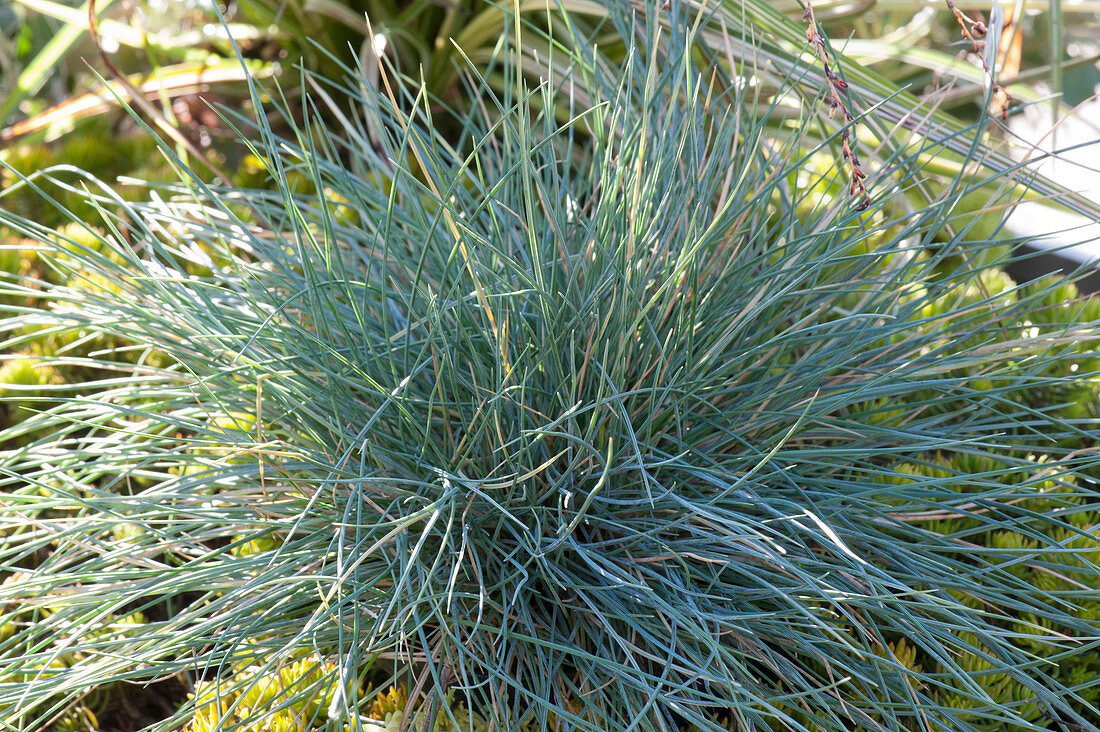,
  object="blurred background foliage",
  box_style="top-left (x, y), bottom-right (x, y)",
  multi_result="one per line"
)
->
top-left (3, 1), bottom-right (1100, 731)
top-left (4, 1), bottom-right (1100, 152)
